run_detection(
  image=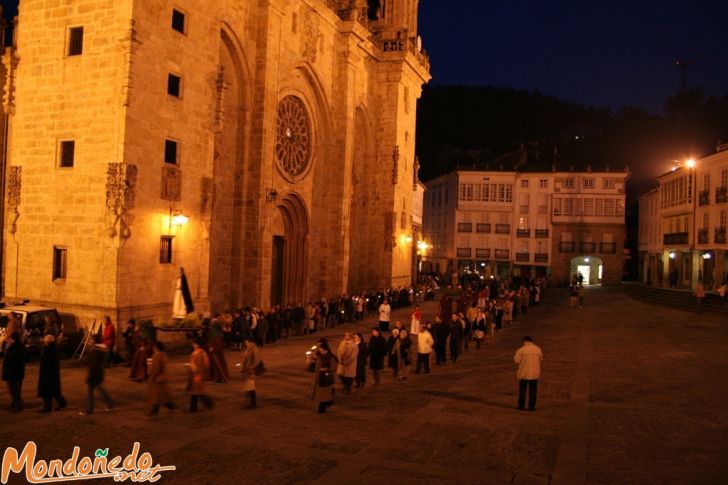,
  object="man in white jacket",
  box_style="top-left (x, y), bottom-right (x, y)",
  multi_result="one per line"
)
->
top-left (513, 336), bottom-right (543, 411)
top-left (415, 324), bottom-right (434, 374)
